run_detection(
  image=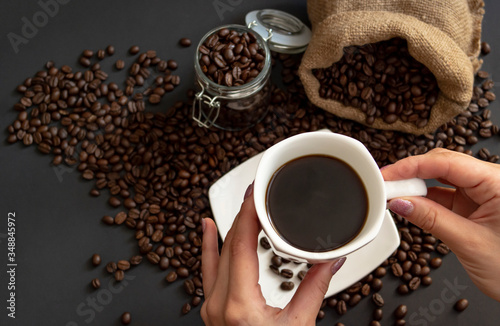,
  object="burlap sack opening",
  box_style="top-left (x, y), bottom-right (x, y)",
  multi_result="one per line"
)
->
top-left (299, 0), bottom-right (485, 135)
